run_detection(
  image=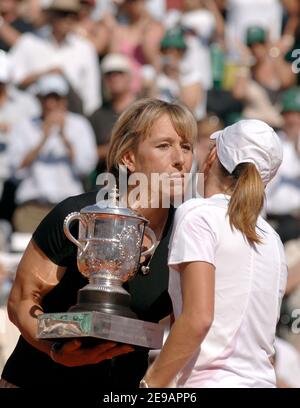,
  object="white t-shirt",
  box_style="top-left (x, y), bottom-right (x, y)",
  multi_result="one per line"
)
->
top-left (226, 0), bottom-right (282, 59)
top-left (0, 86), bottom-right (39, 181)
top-left (9, 32), bottom-right (101, 115)
top-left (265, 132), bottom-right (300, 215)
top-left (154, 38), bottom-right (210, 121)
top-left (8, 112), bottom-right (97, 205)
top-left (168, 195), bottom-right (287, 388)
top-left (274, 336), bottom-right (300, 388)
